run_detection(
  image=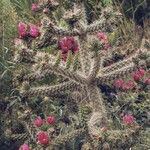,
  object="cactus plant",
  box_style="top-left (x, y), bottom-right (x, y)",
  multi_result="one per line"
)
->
top-left (12, 0), bottom-right (150, 149)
